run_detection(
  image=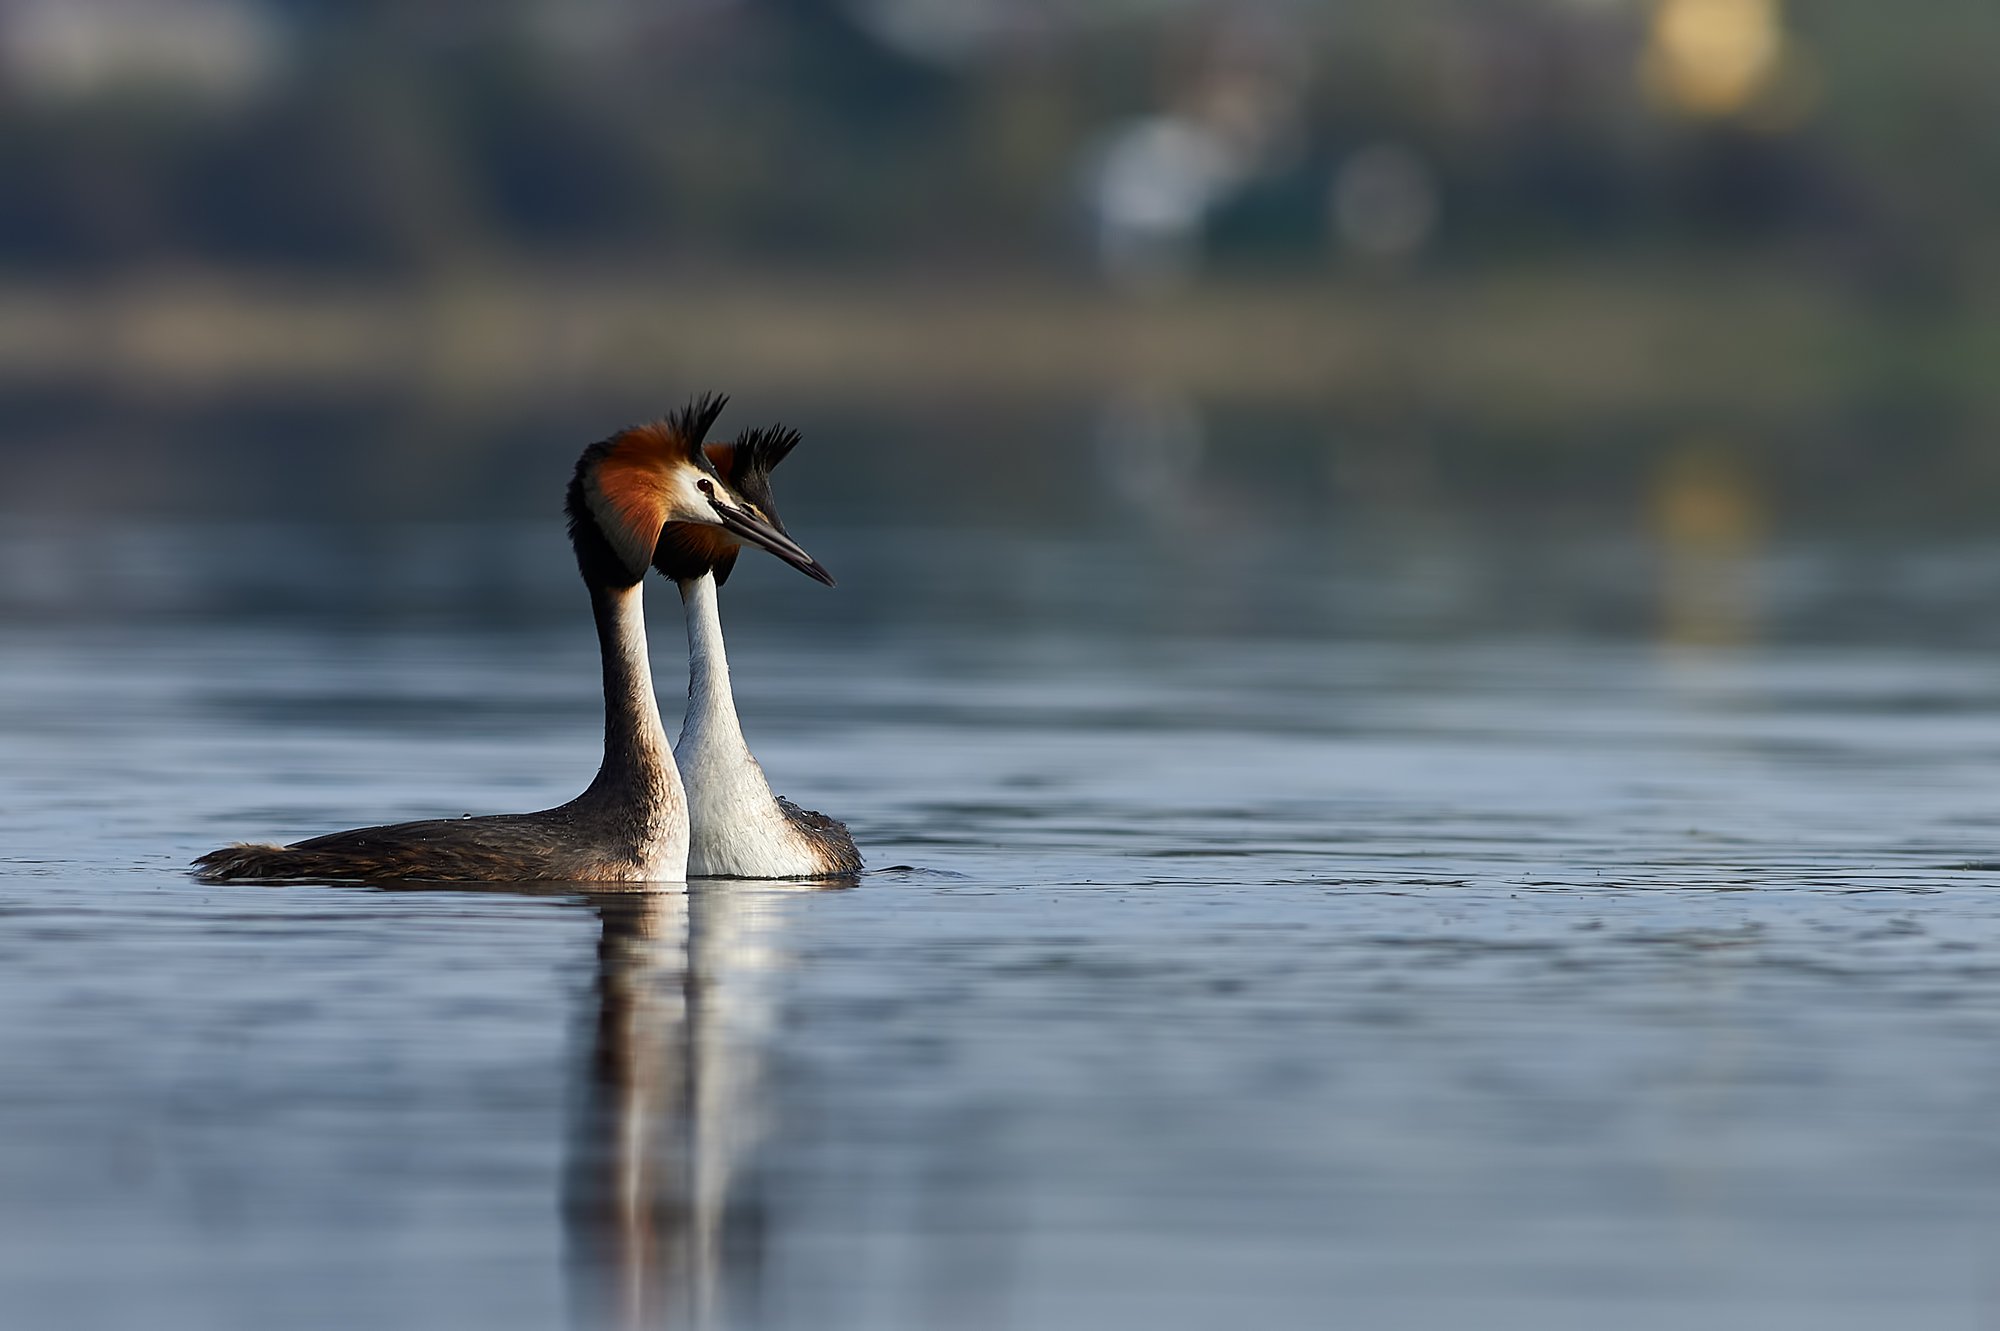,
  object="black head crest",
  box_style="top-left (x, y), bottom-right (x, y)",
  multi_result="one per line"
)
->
top-left (733, 424), bottom-right (802, 477)
top-left (668, 393), bottom-right (731, 468)
top-left (726, 424), bottom-right (801, 520)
